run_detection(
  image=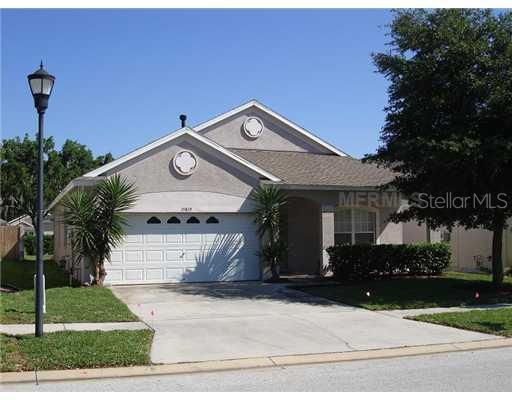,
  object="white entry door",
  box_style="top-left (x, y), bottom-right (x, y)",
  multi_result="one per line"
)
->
top-left (104, 213), bottom-right (260, 284)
